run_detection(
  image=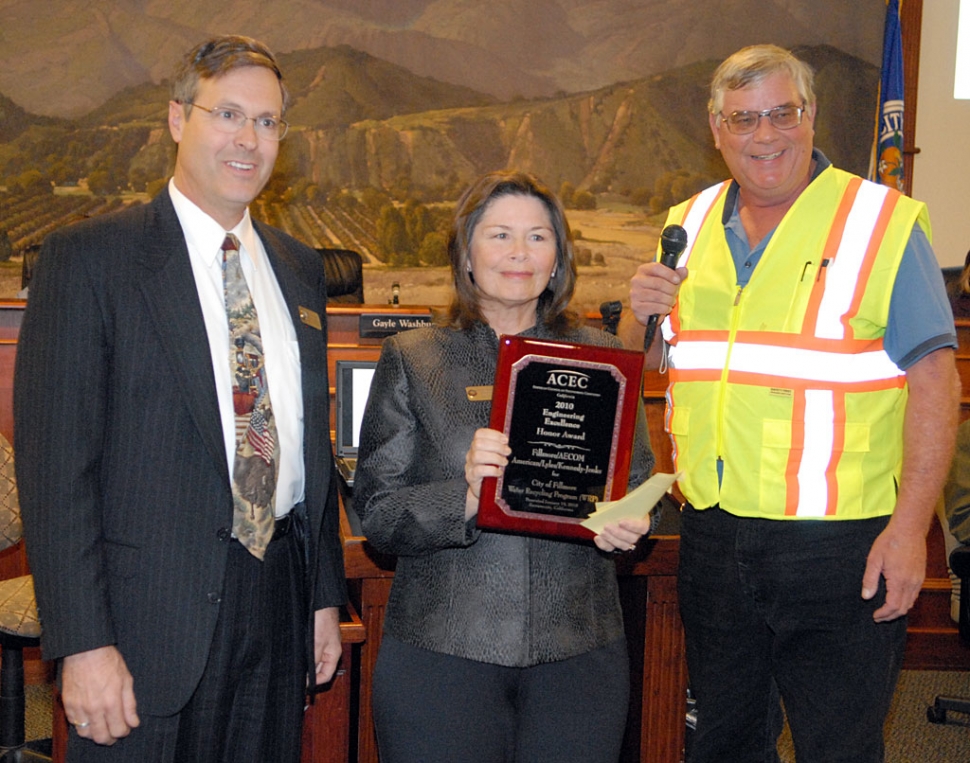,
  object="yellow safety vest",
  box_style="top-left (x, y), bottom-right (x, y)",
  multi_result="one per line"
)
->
top-left (660, 166), bottom-right (931, 519)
